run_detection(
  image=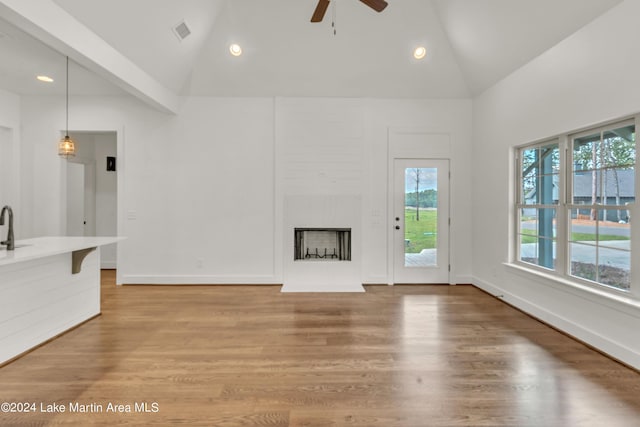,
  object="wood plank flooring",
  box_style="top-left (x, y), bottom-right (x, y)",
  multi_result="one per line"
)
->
top-left (1, 270), bottom-right (639, 426)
